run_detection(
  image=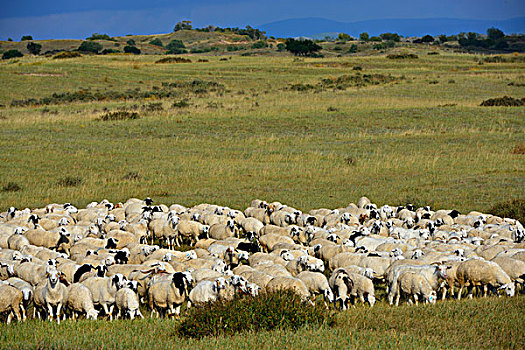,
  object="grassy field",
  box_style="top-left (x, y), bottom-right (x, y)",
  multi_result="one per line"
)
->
top-left (0, 50), bottom-right (523, 213)
top-left (0, 296), bottom-right (523, 349)
top-left (0, 46), bottom-right (524, 347)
